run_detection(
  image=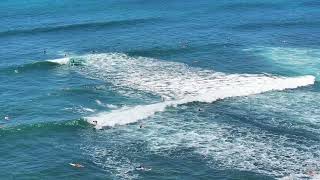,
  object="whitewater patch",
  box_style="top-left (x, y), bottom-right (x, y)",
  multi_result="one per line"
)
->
top-left (87, 75), bottom-right (314, 129)
top-left (47, 57), bottom-right (70, 65)
top-left (80, 101), bottom-right (320, 179)
top-left (141, 112), bottom-right (320, 179)
top-left (62, 53), bottom-right (320, 178)
top-left (51, 53), bottom-right (315, 128)
top-left (245, 47), bottom-right (320, 78)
